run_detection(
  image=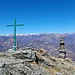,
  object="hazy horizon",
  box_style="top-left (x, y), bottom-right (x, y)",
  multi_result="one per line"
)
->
top-left (0, 32), bottom-right (75, 36)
